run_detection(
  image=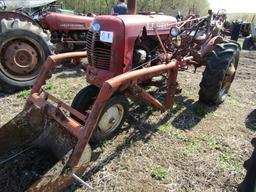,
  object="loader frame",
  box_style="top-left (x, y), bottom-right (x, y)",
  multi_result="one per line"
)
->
top-left (28, 52), bottom-right (192, 172)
